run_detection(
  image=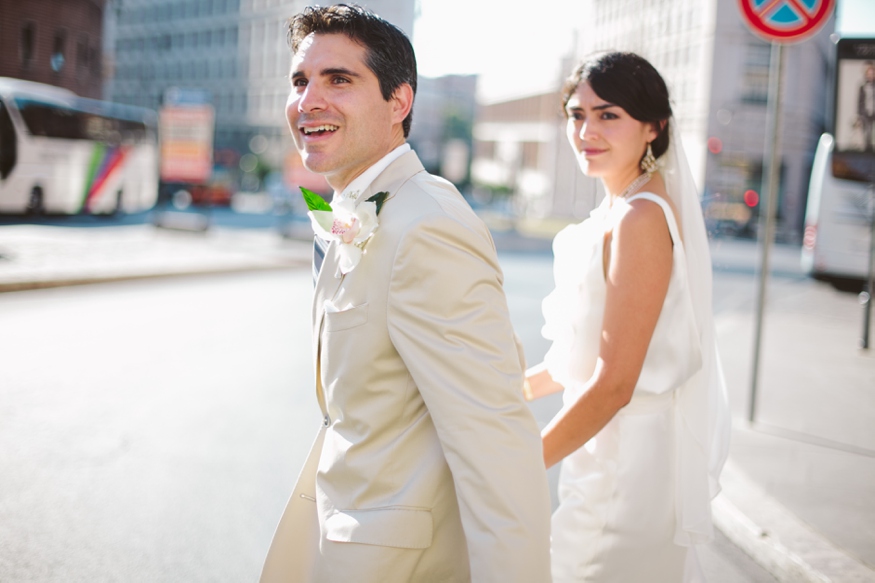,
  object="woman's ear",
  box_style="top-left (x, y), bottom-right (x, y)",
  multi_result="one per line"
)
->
top-left (647, 119), bottom-right (667, 141)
